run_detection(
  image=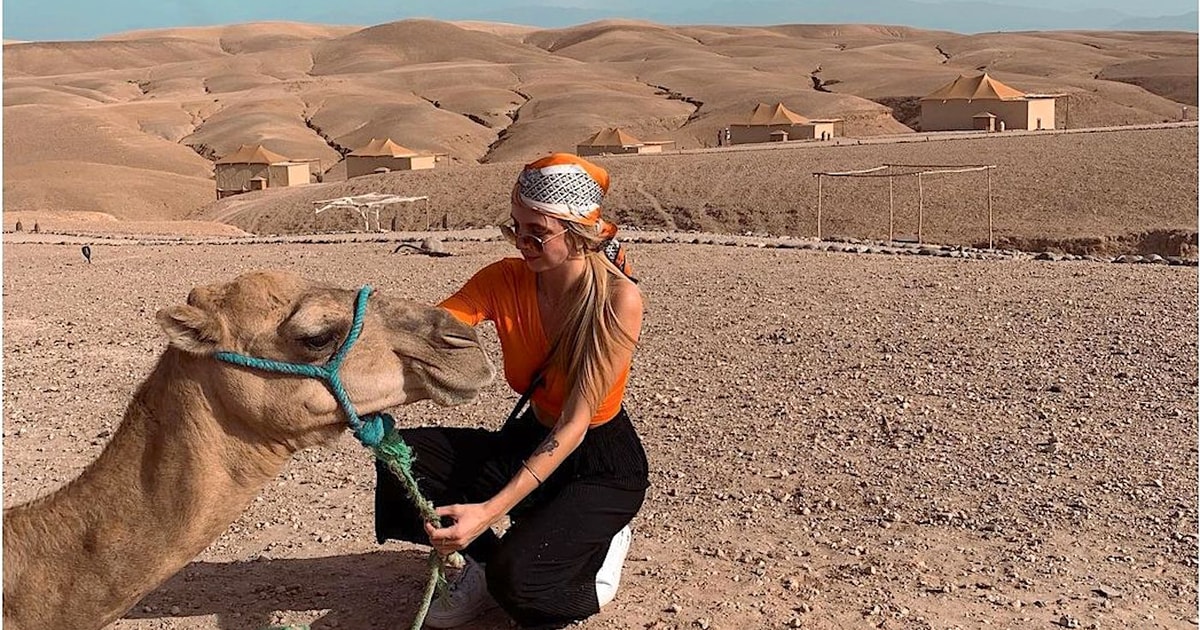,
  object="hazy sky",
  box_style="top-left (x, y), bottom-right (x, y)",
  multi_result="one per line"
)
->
top-left (4, 0), bottom-right (1197, 41)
